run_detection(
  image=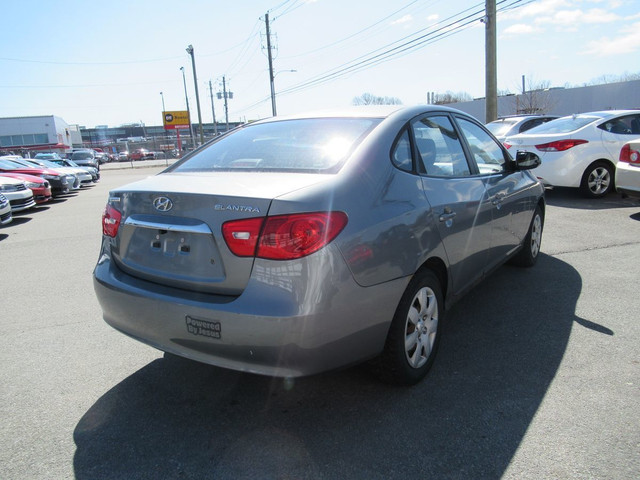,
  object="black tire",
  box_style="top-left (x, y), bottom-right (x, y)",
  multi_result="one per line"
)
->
top-left (580, 161), bottom-right (614, 198)
top-left (510, 205), bottom-right (544, 268)
top-left (373, 270), bottom-right (443, 385)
